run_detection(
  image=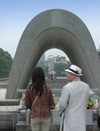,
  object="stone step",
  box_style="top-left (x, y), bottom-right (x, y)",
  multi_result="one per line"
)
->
top-left (0, 99), bottom-right (20, 106)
